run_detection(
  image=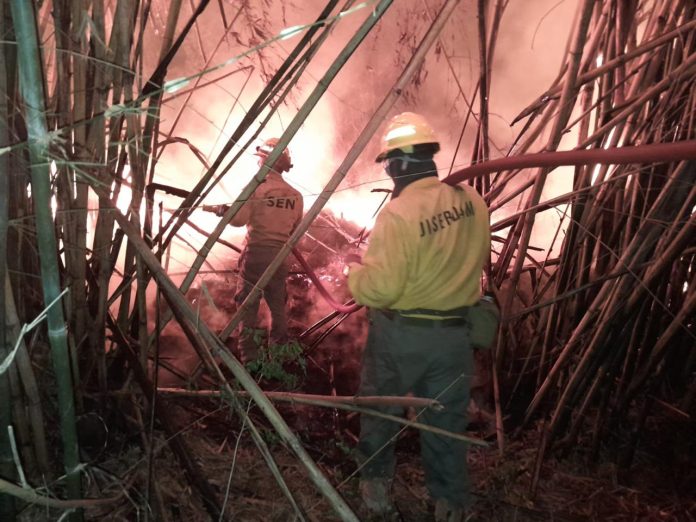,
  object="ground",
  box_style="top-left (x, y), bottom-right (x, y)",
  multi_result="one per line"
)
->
top-left (44, 392), bottom-right (693, 522)
top-left (15, 212), bottom-right (696, 521)
top-left (15, 338), bottom-right (696, 521)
